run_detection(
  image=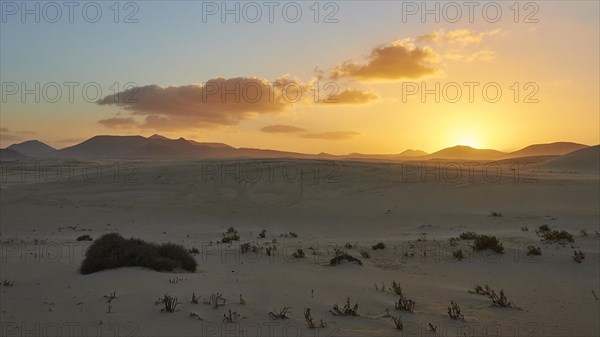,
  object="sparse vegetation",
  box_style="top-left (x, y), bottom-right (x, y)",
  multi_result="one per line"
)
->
top-left (1, 280), bottom-right (15, 287)
top-left (329, 297), bottom-right (359, 316)
top-left (292, 248), bottom-right (305, 258)
top-left (452, 249), bottom-right (464, 260)
top-left (389, 281), bottom-right (415, 312)
top-left (573, 250), bottom-right (585, 263)
top-left (330, 249), bottom-right (362, 266)
top-left (447, 301), bottom-right (464, 320)
top-left (304, 308), bottom-right (327, 328)
top-left (391, 315), bottom-right (403, 330)
top-left (472, 234), bottom-right (504, 254)
top-left (459, 232), bottom-right (478, 240)
top-left (540, 229), bottom-right (574, 243)
top-left (222, 309), bottom-right (245, 323)
top-left (156, 294), bottom-right (181, 313)
top-left (203, 292), bottom-right (227, 309)
top-left (526, 245), bottom-right (542, 256)
top-left (221, 227), bottom-right (240, 243)
top-left (80, 233), bottom-right (197, 274)
top-left (269, 307), bottom-right (291, 319)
